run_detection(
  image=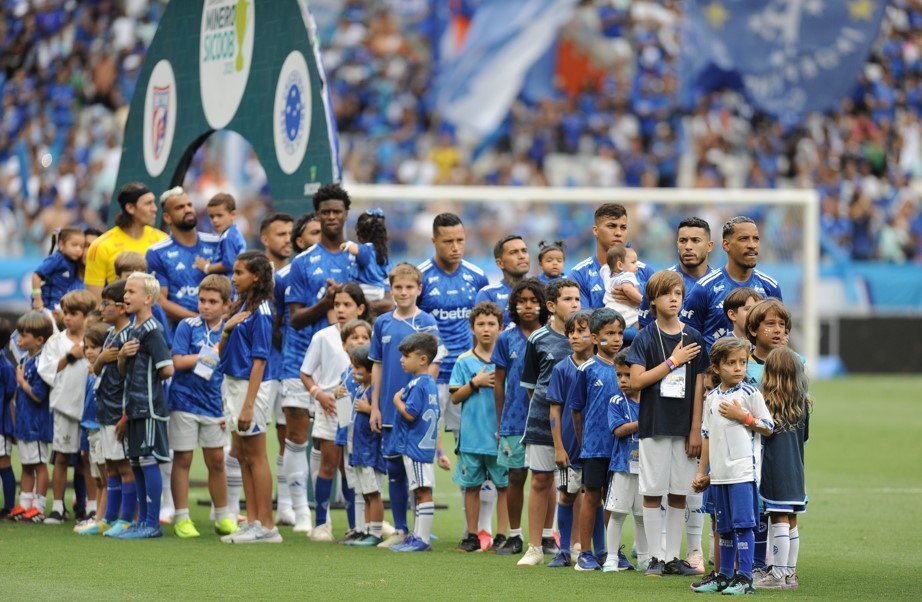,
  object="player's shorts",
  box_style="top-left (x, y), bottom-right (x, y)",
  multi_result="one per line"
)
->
top-left (558, 465), bottom-right (583, 494)
top-left (404, 456), bottom-right (435, 491)
top-left (454, 451), bottom-right (509, 488)
top-left (169, 411), bottom-right (226, 451)
top-left (712, 481), bottom-right (759, 534)
top-left (605, 471), bottom-right (643, 515)
top-left (272, 380), bottom-right (287, 426)
top-left (52, 411), bottom-right (80, 454)
top-left (87, 429), bottom-right (103, 468)
top-left (222, 376), bottom-right (272, 437)
top-left (639, 436), bottom-right (696, 497)
top-left (524, 443), bottom-right (555, 473)
top-left (354, 465), bottom-right (385, 496)
top-left (762, 500), bottom-right (807, 514)
top-left (101, 424), bottom-right (127, 461)
top-left (126, 417), bottom-right (170, 462)
top-left (0, 434), bottom-right (13, 457)
top-left (496, 434), bottom-right (525, 470)
top-left (279, 377), bottom-right (312, 414)
top-left (581, 457), bottom-right (609, 490)
top-left (703, 487), bottom-right (714, 515)
top-left (18, 440), bottom-right (50, 465)
top-left (438, 383), bottom-right (461, 433)
top-left (311, 406), bottom-right (338, 441)
top-left (382, 426), bottom-right (399, 459)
